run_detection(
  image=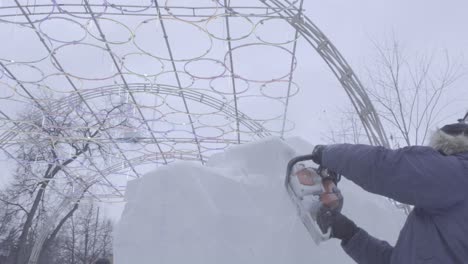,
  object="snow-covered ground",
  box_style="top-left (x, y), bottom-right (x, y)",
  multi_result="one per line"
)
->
top-left (114, 137), bottom-right (406, 263)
